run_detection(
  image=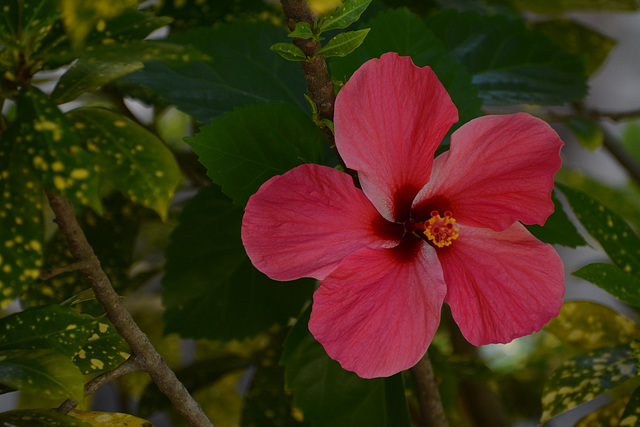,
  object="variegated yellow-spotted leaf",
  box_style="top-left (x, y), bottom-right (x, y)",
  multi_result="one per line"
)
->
top-left (15, 87), bottom-right (101, 211)
top-left (69, 410), bottom-right (154, 427)
top-left (59, 0), bottom-right (137, 48)
top-left (0, 124), bottom-right (45, 308)
top-left (0, 409), bottom-right (93, 427)
top-left (0, 305), bottom-right (95, 358)
top-left (73, 319), bottom-right (130, 375)
top-left (574, 394), bottom-right (629, 427)
top-left (0, 348), bottom-right (84, 403)
top-left (545, 300), bottom-right (640, 350)
top-left (540, 345), bottom-right (637, 423)
top-left (66, 108), bottom-right (181, 220)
